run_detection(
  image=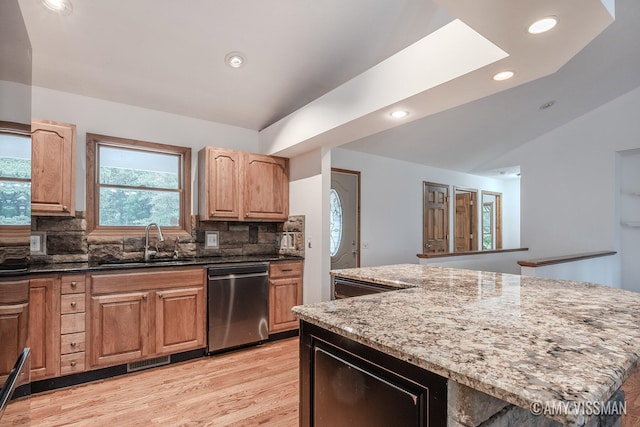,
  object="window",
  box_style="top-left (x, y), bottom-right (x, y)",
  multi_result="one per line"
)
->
top-left (86, 134), bottom-right (191, 235)
top-left (329, 188), bottom-right (343, 257)
top-left (0, 128), bottom-right (31, 226)
top-left (482, 202), bottom-right (494, 250)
